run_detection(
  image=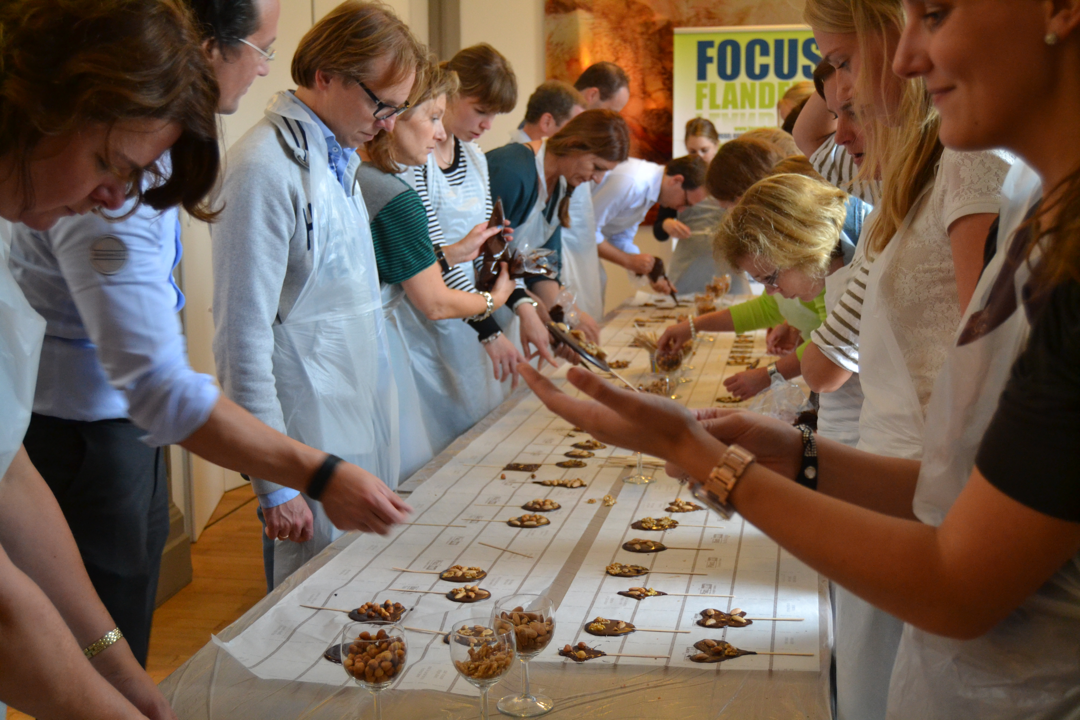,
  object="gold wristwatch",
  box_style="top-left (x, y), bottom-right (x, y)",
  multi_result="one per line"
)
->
top-left (690, 445), bottom-right (756, 519)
